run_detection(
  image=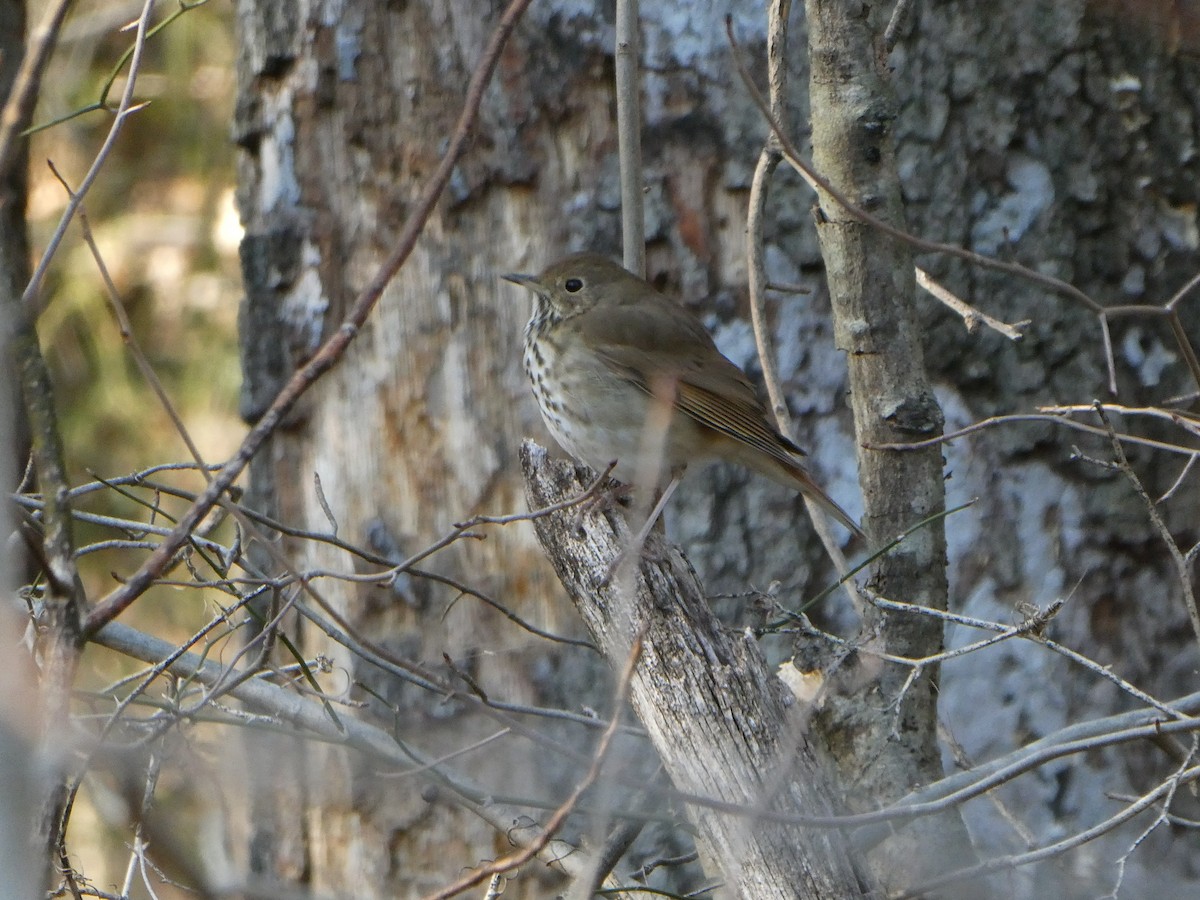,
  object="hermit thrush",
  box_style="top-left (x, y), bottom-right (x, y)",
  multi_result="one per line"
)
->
top-left (503, 252), bottom-right (864, 539)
